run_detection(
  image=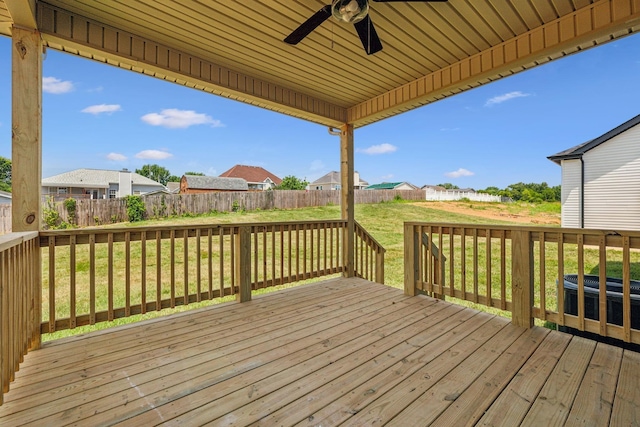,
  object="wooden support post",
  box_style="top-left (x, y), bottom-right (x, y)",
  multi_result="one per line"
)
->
top-left (511, 230), bottom-right (534, 328)
top-left (11, 27), bottom-right (42, 350)
top-left (404, 223), bottom-right (419, 296)
top-left (235, 226), bottom-right (252, 303)
top-left (340, 123), bottom-right (355, 278)
top-left (11, 27), bottom-right (42, 232)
